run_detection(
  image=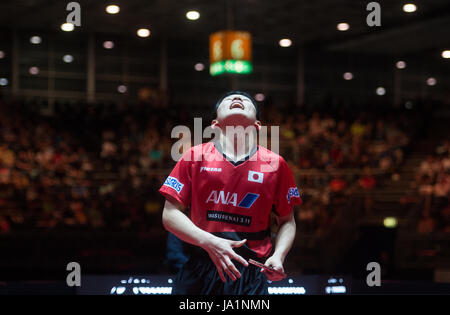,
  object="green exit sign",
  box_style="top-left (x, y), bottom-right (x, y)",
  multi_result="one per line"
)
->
top-left (210, 60), bottom-right (252, 76)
